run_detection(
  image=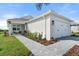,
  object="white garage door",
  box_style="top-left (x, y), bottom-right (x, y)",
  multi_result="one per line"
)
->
top-left (52, 20), bottom-right (71, 38)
